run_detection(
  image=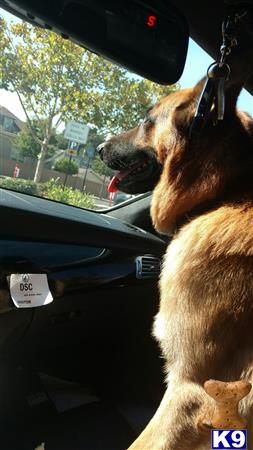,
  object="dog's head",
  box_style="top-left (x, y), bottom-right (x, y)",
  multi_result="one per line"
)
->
top-left (100, 58), bottom-right (253, 233)
top-left (98, 86), bottom-right (201, 194)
